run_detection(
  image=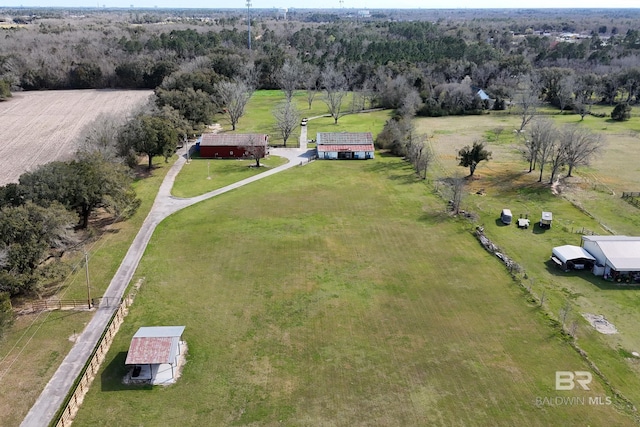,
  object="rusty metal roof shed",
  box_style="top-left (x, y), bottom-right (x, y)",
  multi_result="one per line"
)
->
top-left (125, 326), bottom-right (185, 366)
